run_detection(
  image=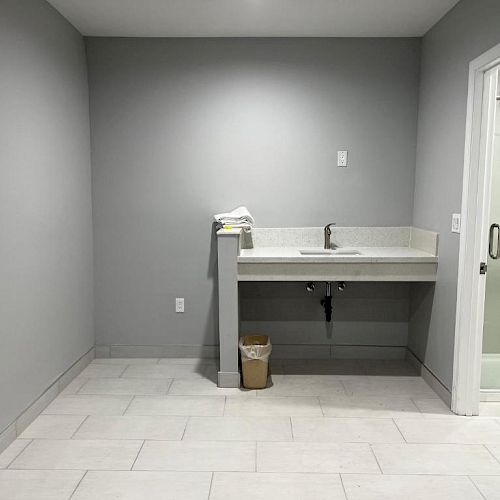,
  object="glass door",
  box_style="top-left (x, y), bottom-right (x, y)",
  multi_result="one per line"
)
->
top-left (481, 78), bottom-right (500, 390)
